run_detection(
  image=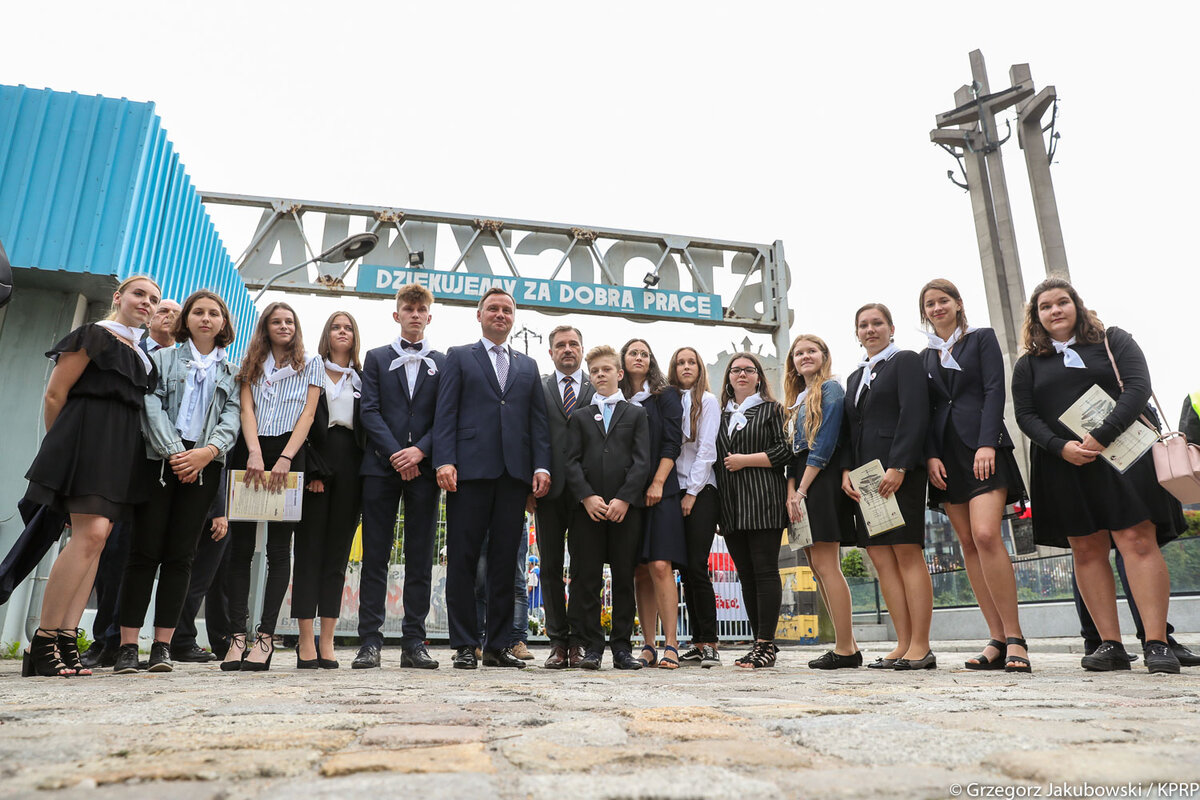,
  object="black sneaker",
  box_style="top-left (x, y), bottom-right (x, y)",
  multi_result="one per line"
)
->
top-left (147, 641), bottom-right (174, 672)
top-left (170, 644), bottom-right (217, 663)
top-left (1144, 641), bottom-right (1181, 675)
top-left (808, 650), bottom-right (864, 670)
top-left (1169, 641), bottom-right (1200, 667)
top-left (700, 644), bottom-right (721, 669)
top-left (678, 645), bottom-right (703, 663)
top-left (1080, 640), bottom-right (1132, 672)
top-left (113, 644), bottom-right (140, 674)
